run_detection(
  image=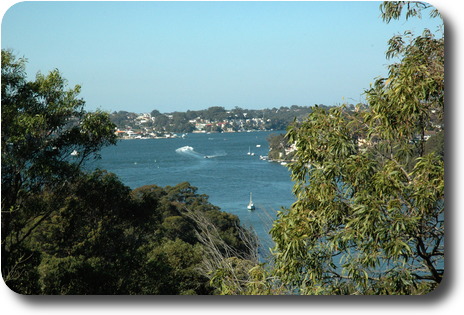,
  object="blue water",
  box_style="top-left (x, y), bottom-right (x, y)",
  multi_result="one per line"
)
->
top-left (91, 131), bottom-right (295, 252)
